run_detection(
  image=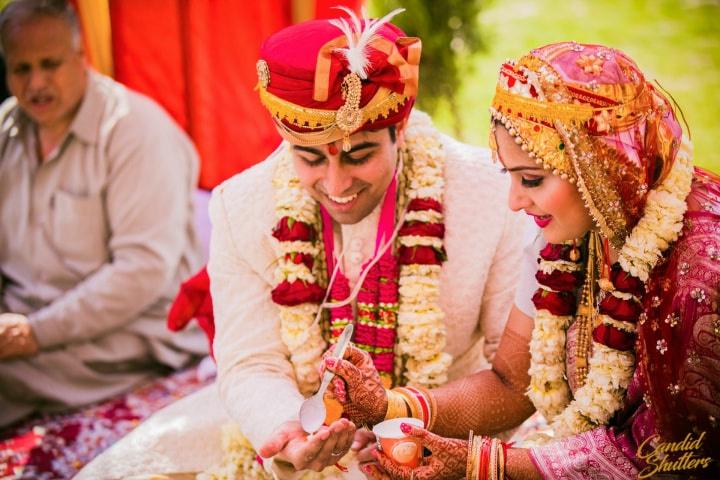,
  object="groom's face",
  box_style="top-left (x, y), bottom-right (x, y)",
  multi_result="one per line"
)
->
top-left (291, 126), bottom-right (403, 225)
